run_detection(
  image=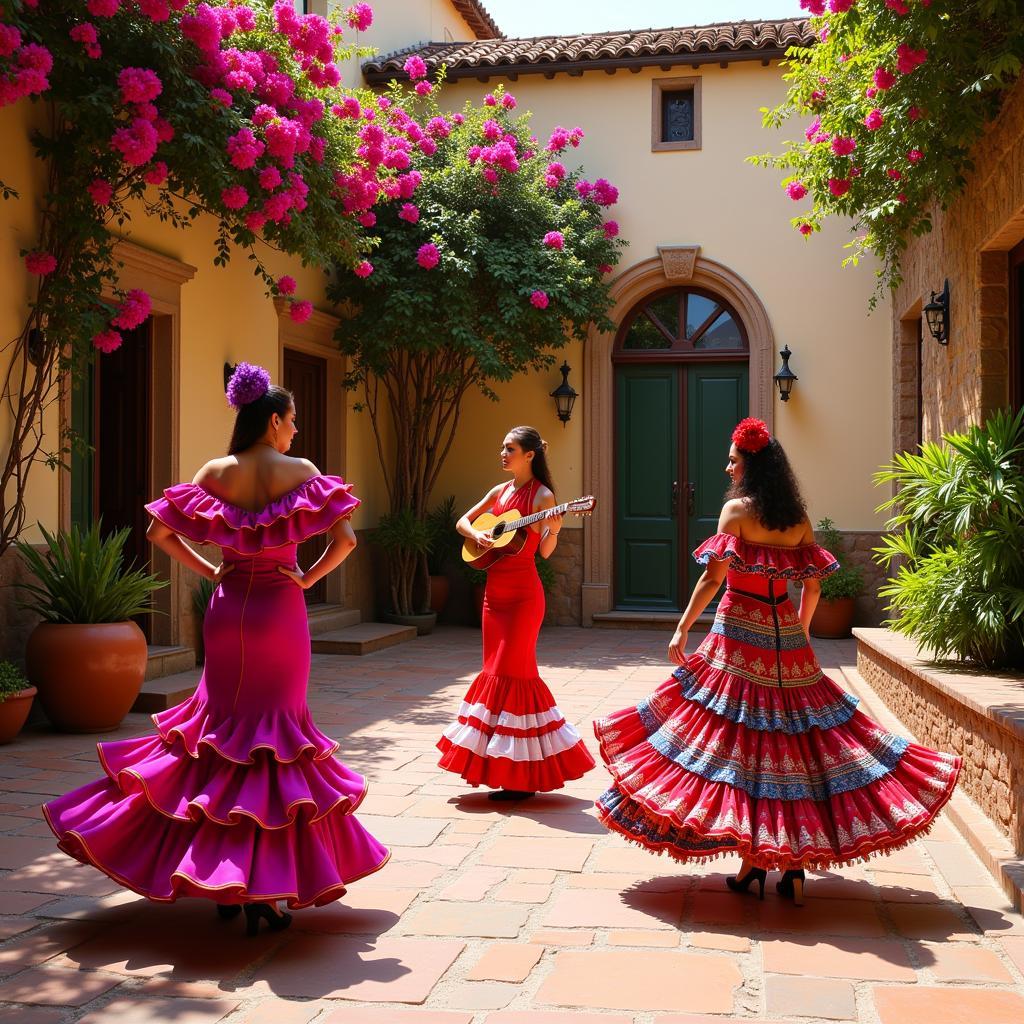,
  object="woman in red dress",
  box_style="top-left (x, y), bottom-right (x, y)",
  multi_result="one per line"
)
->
top-left (594, 418), bottom-right (961, 903)
top-left (437, 426), bottom-right (595, 800)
